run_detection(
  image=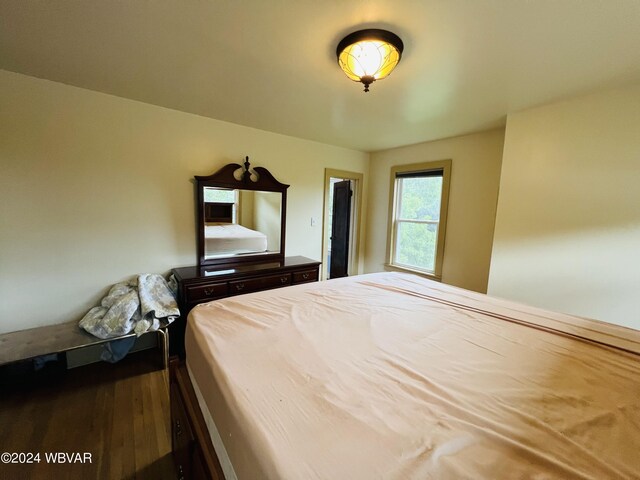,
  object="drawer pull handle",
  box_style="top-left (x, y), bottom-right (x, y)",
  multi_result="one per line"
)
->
top-left (176, 419), bottom-right (182, 436)
top-left (178, 464), bottom-right (184, 480)
top-left (204, 287), bottom-right (214, 296)
top-left (235, 283), bottom-right (245, 291)
top-left (280, 277), bottom-right (288, 284)
top-left (302, 273), bottom-right (310, 280)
